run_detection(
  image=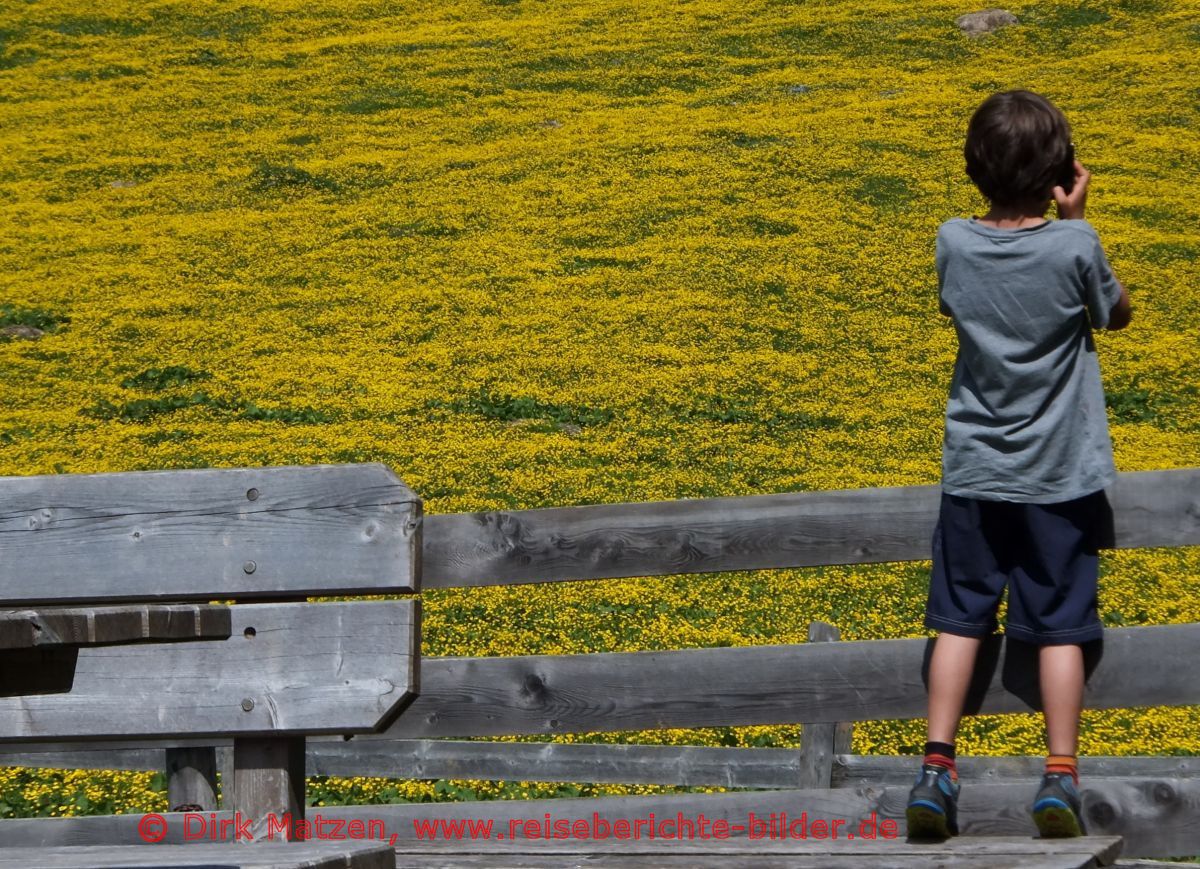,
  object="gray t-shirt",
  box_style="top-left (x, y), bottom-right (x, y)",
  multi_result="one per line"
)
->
top-left (937, 217), bottom-right (1123, 503)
